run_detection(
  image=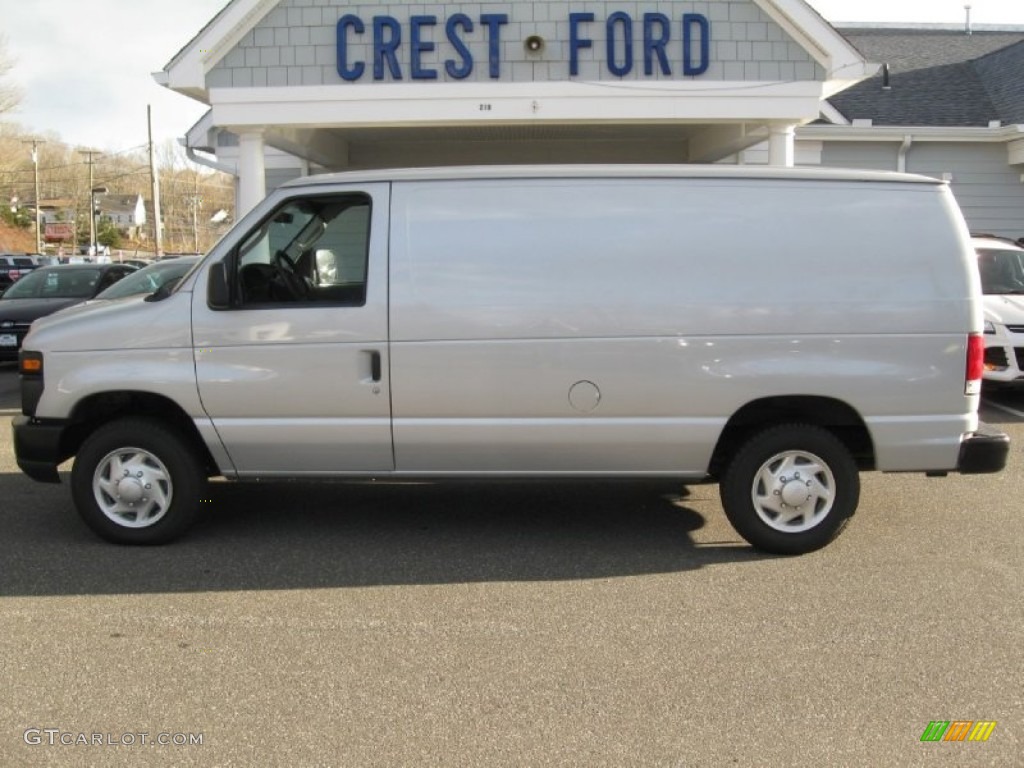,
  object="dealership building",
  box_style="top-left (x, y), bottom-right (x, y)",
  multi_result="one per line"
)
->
top-left (156, 0), bottom-right (1024, 237)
